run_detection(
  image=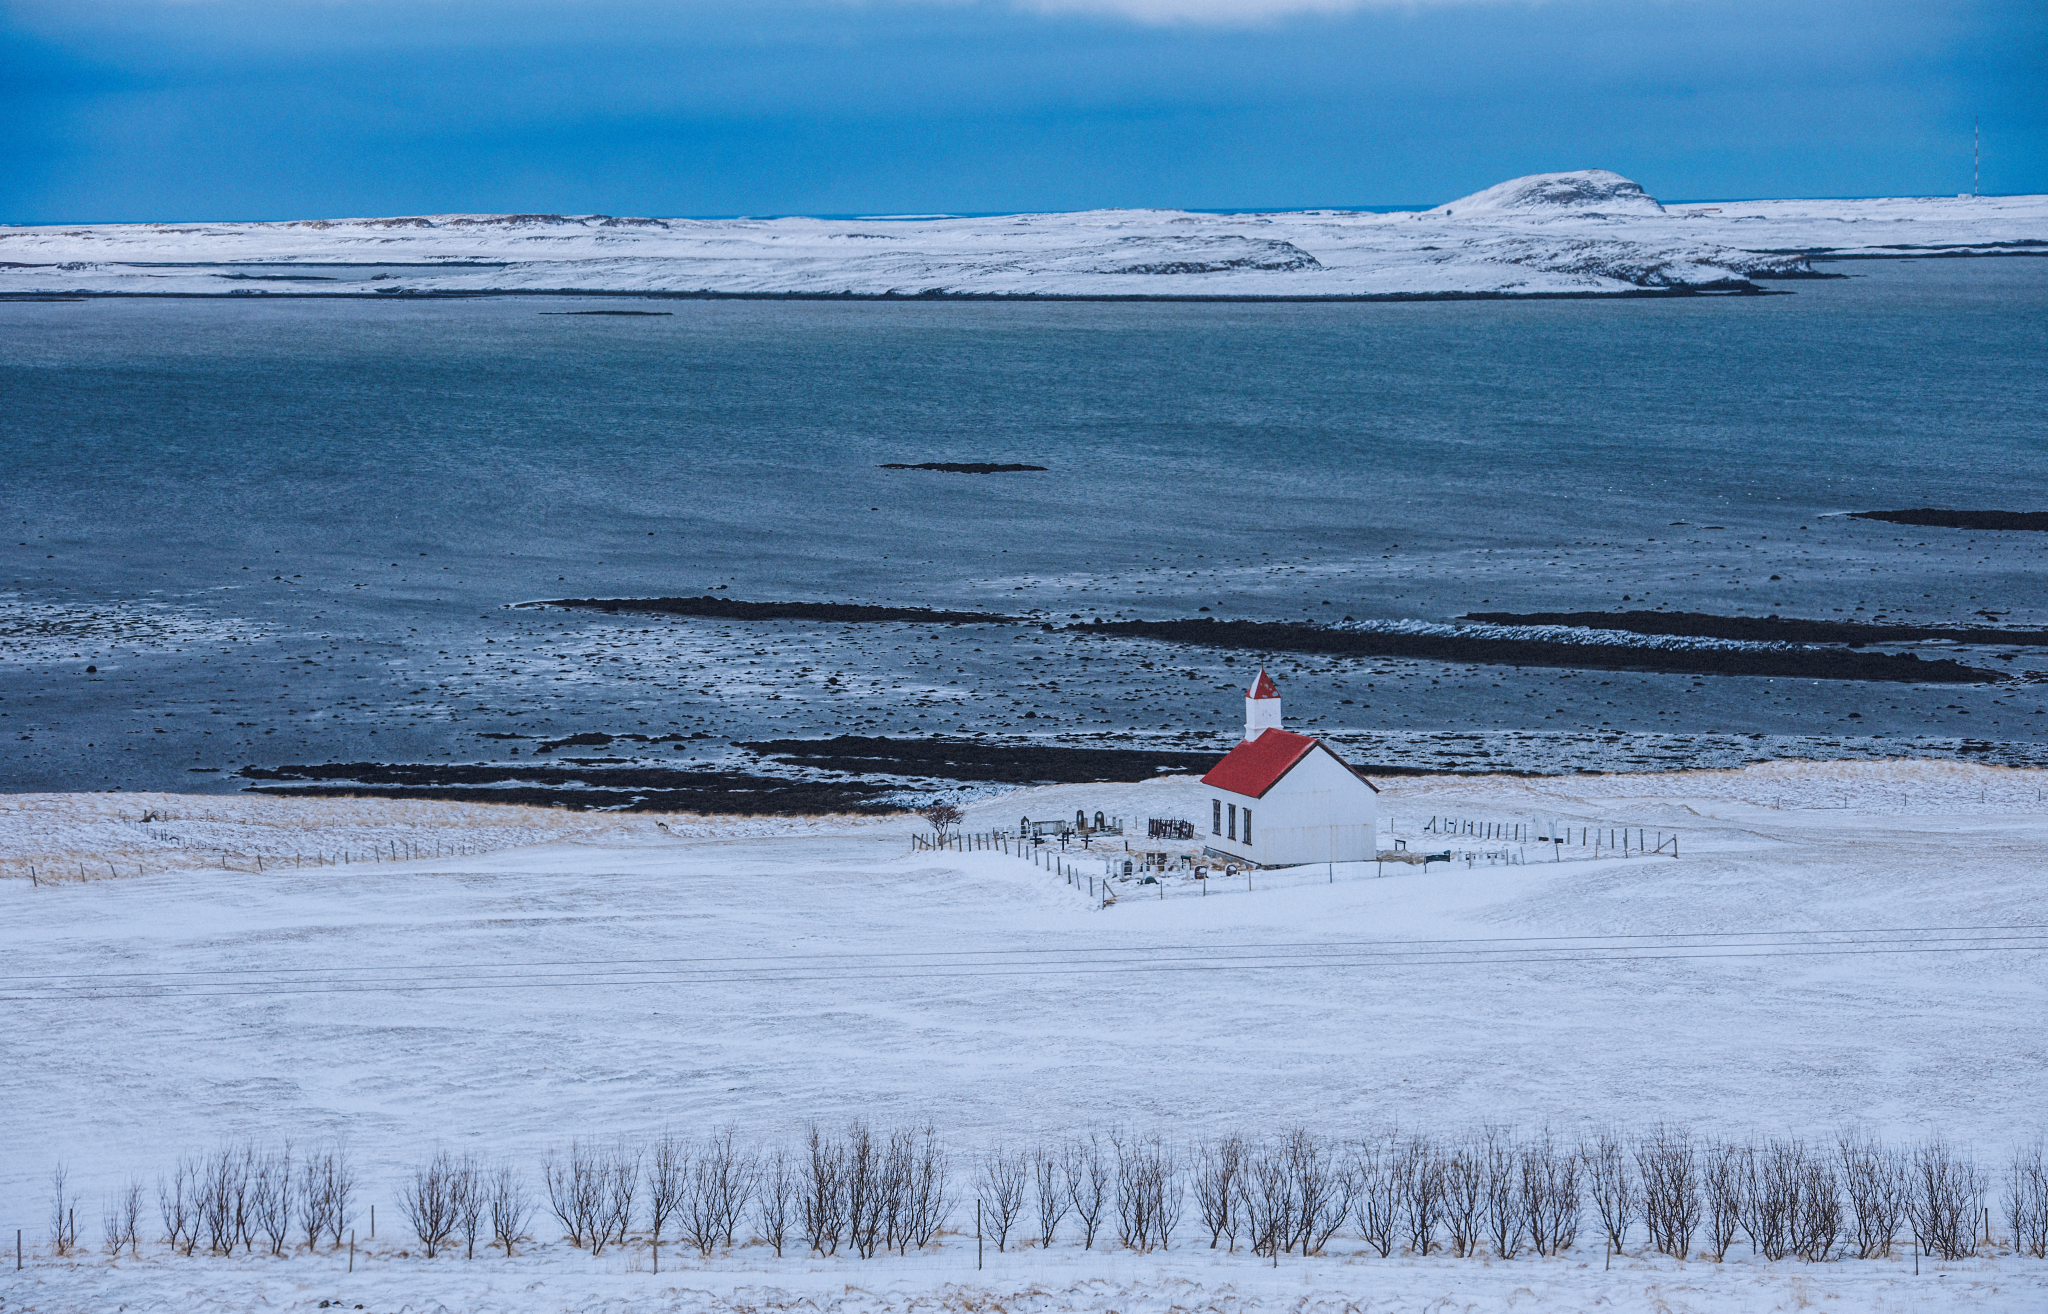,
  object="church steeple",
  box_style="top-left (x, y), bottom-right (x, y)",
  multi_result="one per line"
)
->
top-left (1244, 669), bottom-right (1281, 742)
